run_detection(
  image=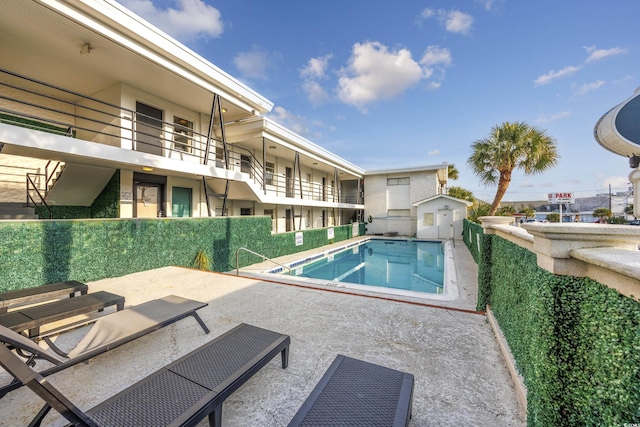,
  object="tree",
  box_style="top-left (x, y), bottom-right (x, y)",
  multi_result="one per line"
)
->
top-left (467, 122), bottom-right (559, 215)
top-left (447, 164), bottom-right (459, 180)
top-left (520, 207), bottom-right (536, 220)
top-left (624, 204), bottom-right (635, 218)
top-left (593, 207), bottom-right (612, 222)
top-left (546, 212), bottom-right (560, 223)
top-left (496, 205), bottom-right (515, 216)
top-left (468, 202), bottom-right (491, 223)
top-left (448, 186), bottom-right (474, 202)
